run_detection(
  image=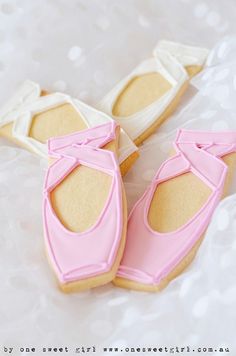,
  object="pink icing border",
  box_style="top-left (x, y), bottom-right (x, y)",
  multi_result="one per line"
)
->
top-left (43, 122), bottom-right (124, 284)
top-left (117, 129), bottom-right (236, 286)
